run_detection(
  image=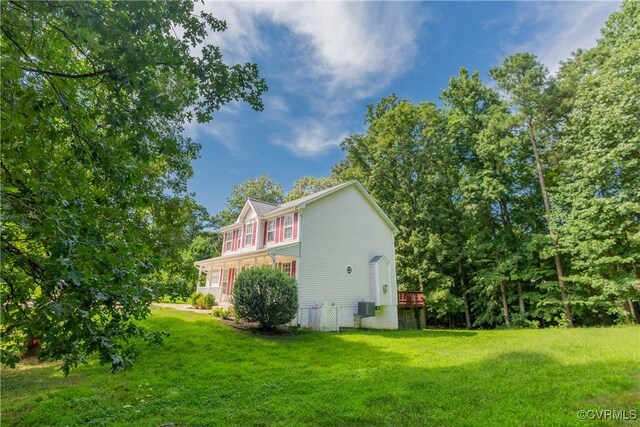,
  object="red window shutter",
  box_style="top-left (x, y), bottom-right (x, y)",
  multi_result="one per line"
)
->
top-left (279, 217), bottom-right (284, 242)
top-left (263, 221), bottom-right (268, 245)
top-left (252, 220), bottom-right (257, 245)
top-left (229, 268), bottom-right (235, 295)
top-left (293, 212), bottom-right (298, 240)
top-left (277, 262), bottom-right (282, 271)
top-left (291, 260), bottom-right (297, 279)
